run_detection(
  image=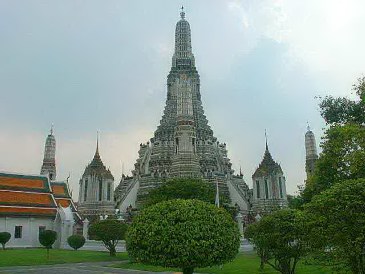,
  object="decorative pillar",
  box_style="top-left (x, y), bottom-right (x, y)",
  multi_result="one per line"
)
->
top-left (83, 218), bottom-right (89, 240)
